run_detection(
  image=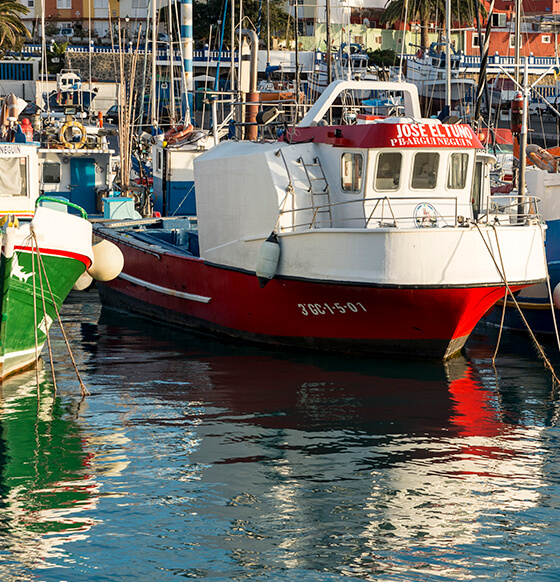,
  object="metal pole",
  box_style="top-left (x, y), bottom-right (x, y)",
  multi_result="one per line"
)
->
top-left (518, 60), bottom-right (528, 203)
